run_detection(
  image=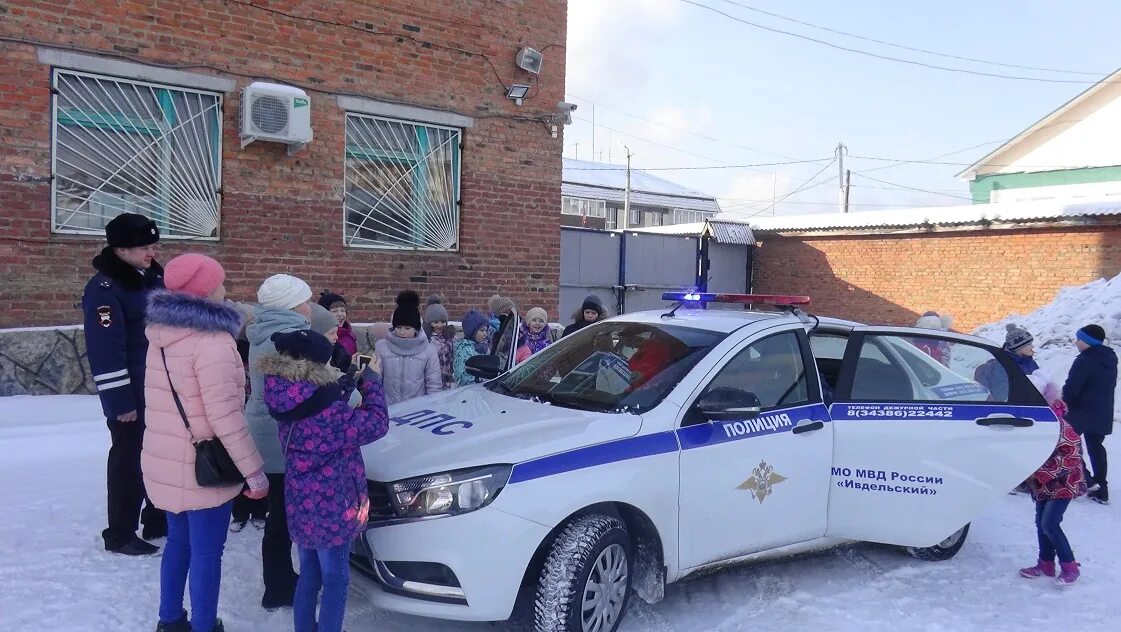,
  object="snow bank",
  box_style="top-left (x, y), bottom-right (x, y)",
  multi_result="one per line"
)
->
top-left (973, 272), bottom-right (1121, 420)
